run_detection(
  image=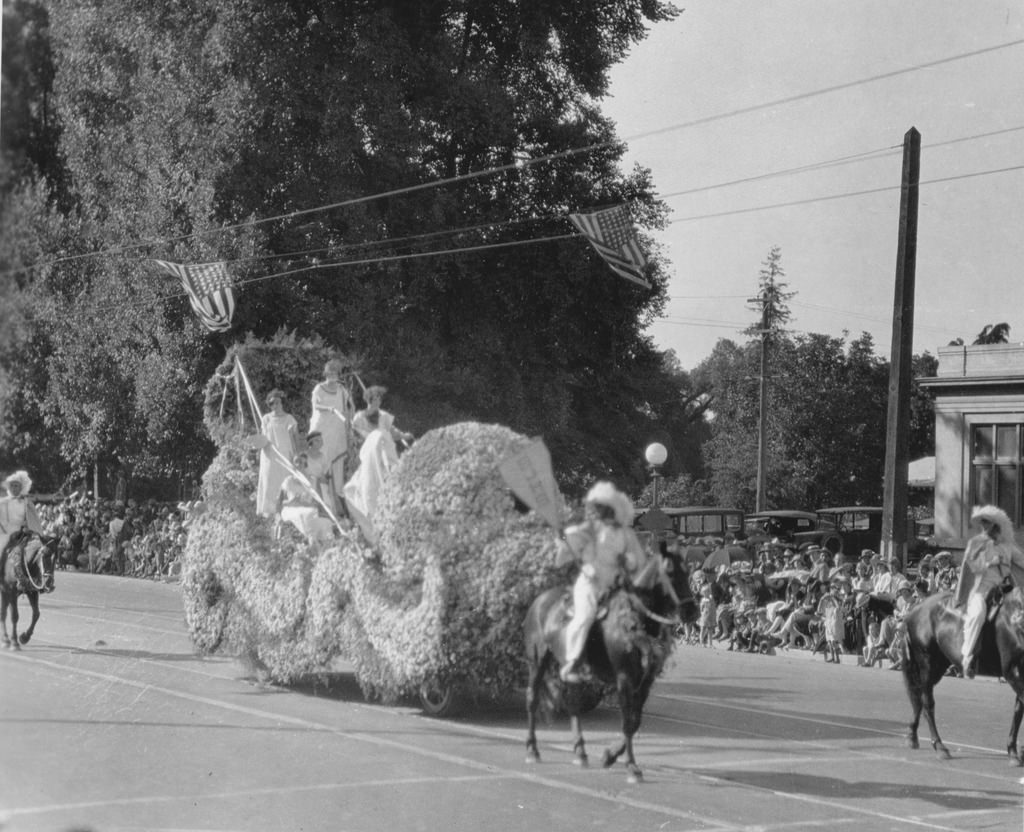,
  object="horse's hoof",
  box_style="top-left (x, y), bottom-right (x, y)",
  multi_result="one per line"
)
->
top-left (525, 754), bottom-right (539, 765)
top-left (11, 641), bottom-right (21, 651)
top-left (601, 749), bottom-right (615, 769)
top-left (935, 745), bottom-right (952, 761)
top-left (573, 754), bottom-right (589, 768)
top-left (1008, 754), bottom-right (1023, 768)
top-left (906, 737), bottom-right (919, 750)
top-left (626, 769), bottom-right (643, 785)
top-left (18, 634), bottom-right (30, 645)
